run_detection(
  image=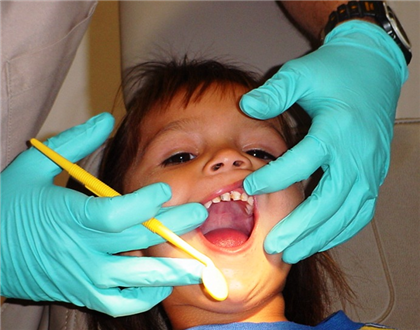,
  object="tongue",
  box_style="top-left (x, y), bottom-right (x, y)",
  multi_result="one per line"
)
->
top-left (205, 228), bottom-right (249, 248)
